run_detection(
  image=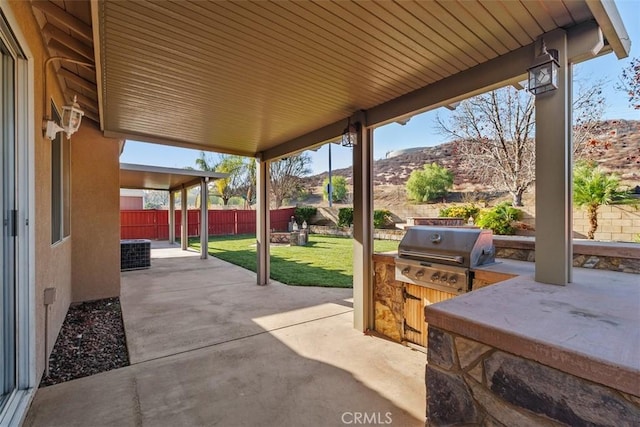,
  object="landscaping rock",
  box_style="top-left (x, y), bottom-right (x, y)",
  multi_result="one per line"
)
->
top-left (40, 297), bottom-right (129, 387)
